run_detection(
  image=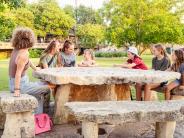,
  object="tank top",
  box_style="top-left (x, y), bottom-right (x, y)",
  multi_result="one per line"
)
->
top-left (9, 49), bottom-right (30, 78)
